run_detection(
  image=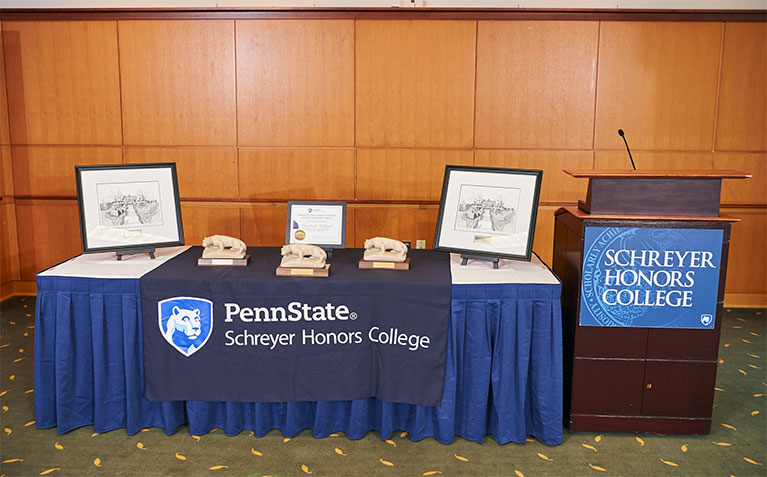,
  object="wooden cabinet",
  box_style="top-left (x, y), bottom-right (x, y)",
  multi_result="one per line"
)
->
top-left (554, 208), bottom-right (731, 434)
